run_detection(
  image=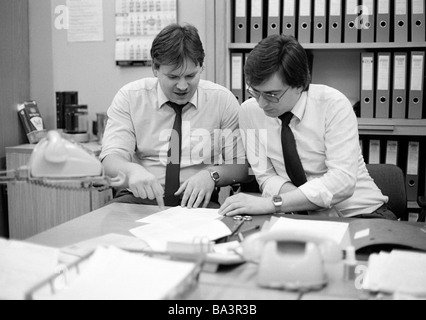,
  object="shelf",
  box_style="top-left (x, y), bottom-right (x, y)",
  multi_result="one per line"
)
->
top-left (358, 119), bottom-right (426, 136)
top-left (229, 42), bottom-right (426, 50)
